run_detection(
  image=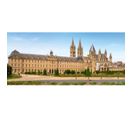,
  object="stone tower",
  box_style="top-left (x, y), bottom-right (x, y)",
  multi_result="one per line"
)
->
top-left (109, 53), bottom-right (112, 63)
top-left (104, 49), bottom-right (107, 57)
top-left (70, 38), bottom-right (76, 57)
top-left (77, 40), bottom-right (83, 57)
top-left (89, 44), bottom-right (96, 56)
top-left (98, 49), bottom-right (101, 62)
top-left (89, 44), bottom-right (96, 73)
